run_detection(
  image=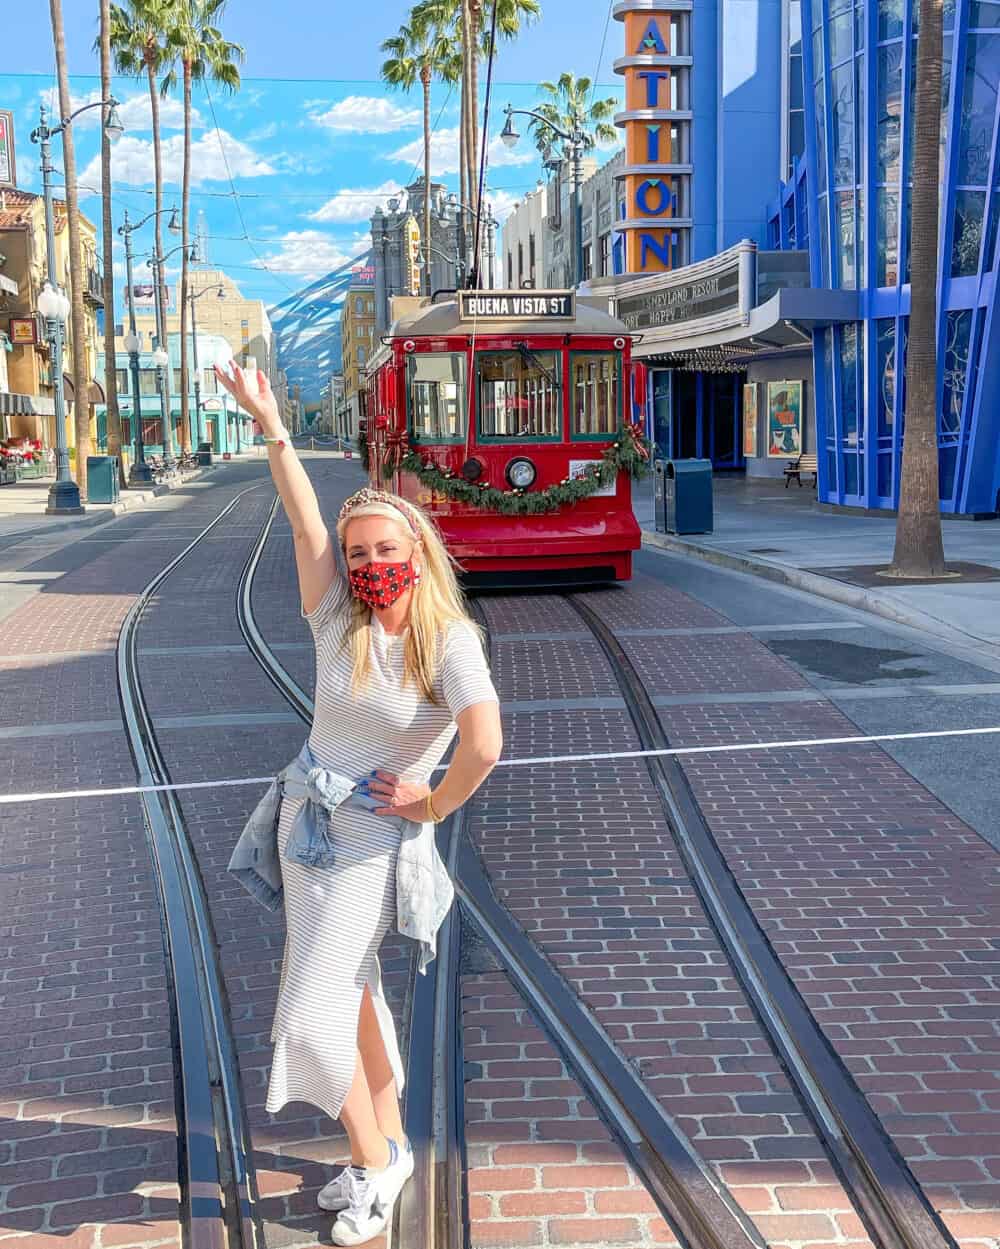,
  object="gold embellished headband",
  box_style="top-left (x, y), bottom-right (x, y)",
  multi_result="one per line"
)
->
top-left (337, 488), bottom-right (421, 537)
